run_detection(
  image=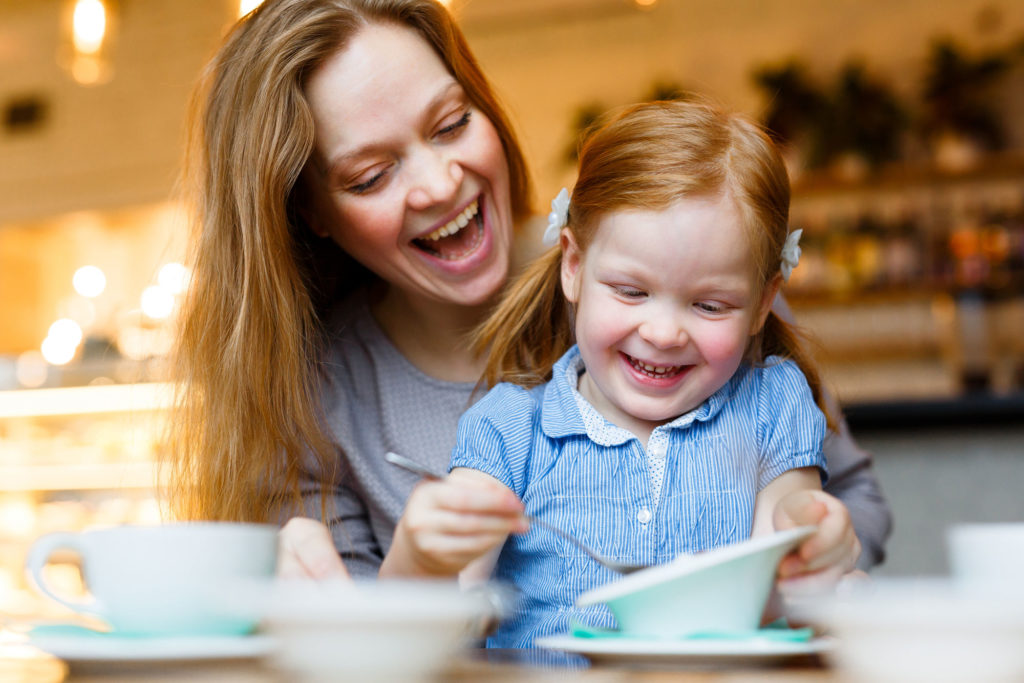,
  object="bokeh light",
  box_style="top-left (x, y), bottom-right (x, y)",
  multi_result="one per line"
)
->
top-left (157, 262), bottom-right (190, 295)
top-left (72, 0), bottom-right (106, 55)
top-left (48, 319), bottom-right (84, 348)
top-left (140, 285), bottom-right (175, 320)
top-left (238, 0), bottom-right (264, 18)
top-left (15, 351), bottom-right (48, 388)
top-left (72, 265), bottom-right (106, 298)
top-left (41, 336), bottom-right (77, 366)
